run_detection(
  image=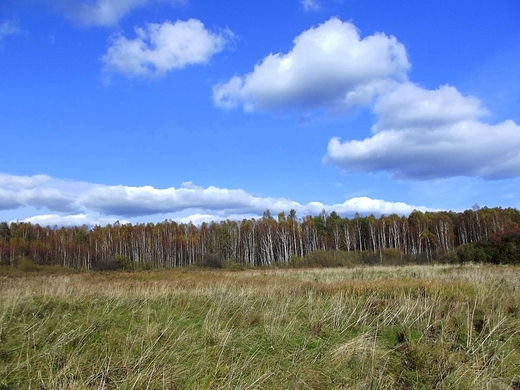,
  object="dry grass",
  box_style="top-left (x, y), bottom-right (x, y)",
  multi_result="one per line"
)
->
top-left (1, 264), bottom-right (519, 389)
